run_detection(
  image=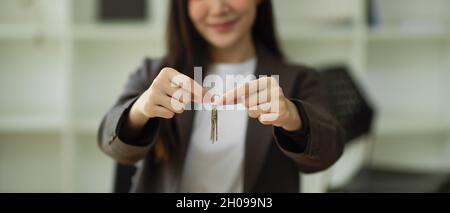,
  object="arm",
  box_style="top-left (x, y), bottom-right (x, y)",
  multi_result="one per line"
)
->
top-left (97, 58), bottom-right (159, 165)
top-left (97, 59), bottom-right (211, 166)
top-left (216, 65), bottom-right (345, 173)
top-left (274, 67), bottom-right (344, 173)
top-left (219, 67), bottom-right (344, 172)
